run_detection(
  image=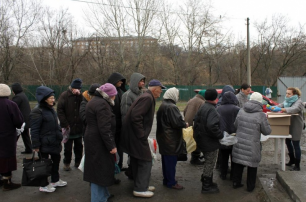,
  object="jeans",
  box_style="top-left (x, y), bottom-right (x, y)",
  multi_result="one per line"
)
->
top-left (91, 183), bottom-right (110, 202)
top-left (286, 139), bottom-right (301, 159)
top-left (161, 155), bottom-right (178, 187)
